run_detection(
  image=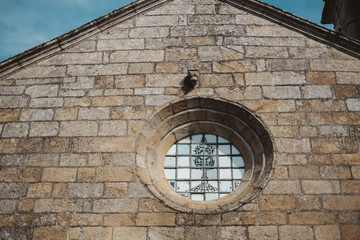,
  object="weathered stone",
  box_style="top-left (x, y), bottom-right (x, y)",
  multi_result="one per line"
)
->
top-left (9, 66), bottom-right (66, 79)
top-left (113, 227), bottom-right (147, 240)
top-left (0, 200), bottom-right (17, 214)
top-left (271, 71), bottom-right (306, 85)
top-left (67, 64), bottom-right (127, 76)
top-left (136, 213), bottom-right (176, 226)
top-left (73, 137), bottom-right (135, 152)
top-left (263, 86), bottom-right (301, 99)
top-left (59, 121), bottom-right (98, 137)
top-left (111, 50), bottom-right (164, 62)
top-left (263, 180), bottom-right (301, 194)
top-left (93, 199), bottom-right (138, 213)
top-left (29, 98), bottom-right (63, 108)
top-left (213, 60), bottom-right (256, 72)
top-left (302, 85), bottom-right (333, 99)
top-left (43, 137), bottom-right (70, 153)
top-left (25, 85), bottom-right (58, 97)
top-left (68, 183), bottom-right (104, 198)
top-left (323, 196), bottom-right (360, 210)
top-left (82, 227), bottom-right (112, 240)
top-left (42, 168), bottom-right (77, 182)
top-left (34, 199), bottom-right (75, 212)
top-left (32, 227), bottom-right (67, 240)
top-left (259, 195), bottom-right (297, 210)
top-left (2, 123), bottom-right (29, 137)
top-left (148, 227), bottom-right (185, 240)
top-left (198, 46), bottom-right (244, 61)
top-left (0, 96), bottom-right (29, 108)
top-left (96, 166), bottom-right (136, 182)
top-left (27, 183), bottom-right (53, 198)
top-left (306, 71), bottom-right (335, 84)
top-left (97, 39), bottom-right (144, 51)
top-left (0, 109), bottom-right (21, 122)
top-left (289, 212), bottom-right (335, 224)
top-left (248, 226), bottom-right (278, 240)
top-left (279, 226), bottom-right (314, 240)
top-left (104, 214), bottom-right (135, 226)
top-left (165, 47), bottom-right (197, 61)
top-left (29, 122), bottom-right (59, 137)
